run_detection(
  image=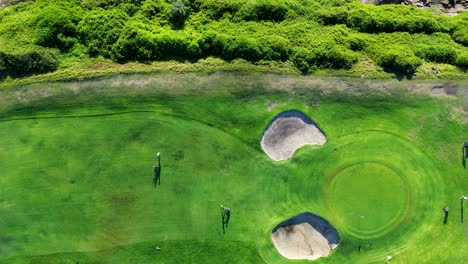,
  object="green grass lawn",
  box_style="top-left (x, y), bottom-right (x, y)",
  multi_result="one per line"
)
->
top-left (0, 74), bottom-right (466, 263)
